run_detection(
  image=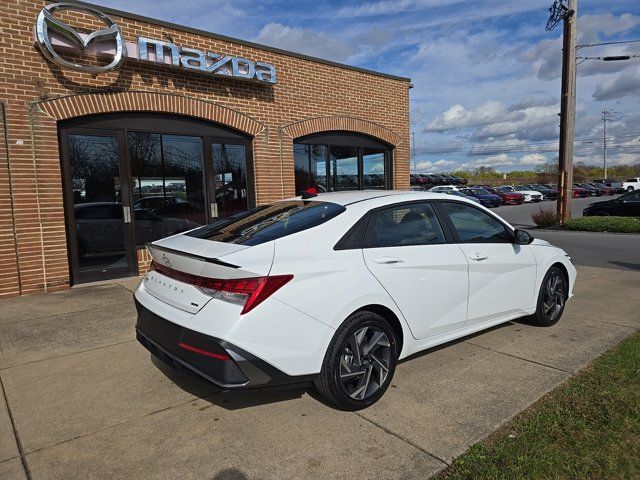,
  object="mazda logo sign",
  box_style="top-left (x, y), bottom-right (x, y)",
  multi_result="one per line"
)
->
top-left (35, 2), bottom-right (126, 74)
